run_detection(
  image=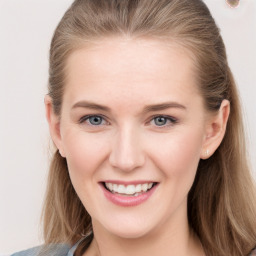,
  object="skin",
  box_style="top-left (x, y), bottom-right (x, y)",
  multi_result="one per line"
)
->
top-left (45, 37), bottom-right (230, 256)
